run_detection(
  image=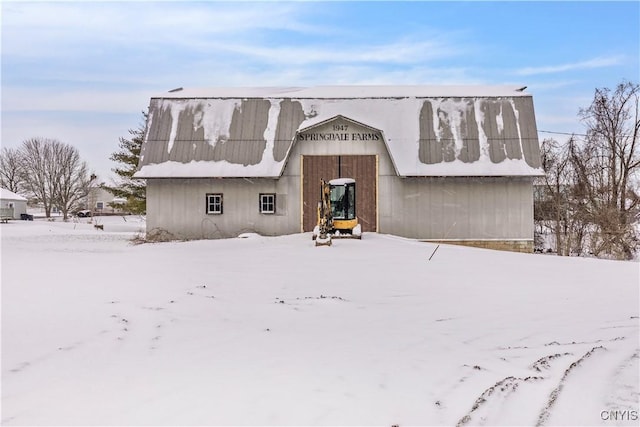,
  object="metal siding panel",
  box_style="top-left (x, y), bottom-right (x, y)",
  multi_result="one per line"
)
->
top-left (173, 107), bottom-right (194, 161)
top-left (483, 101), bottom-right (507, 164)
top-left (515, 98), bottom-right (542, 168)
top-left (382, 177), bottom-right (533, 240)
top-left (501, 99), bottom-right (523, 160)
top-left (419, 101), bottom-right (441, 164)
top-left (455, 179), bottom-right (470, 237)
top-left (462, 104), bottom-right (480, 162)
top-left (147, 177), bottom-right (300, 239)
top-left (146, 105), bottom-right (173, 165)
top-left (436, 107), bottom-right (457, 163)
top-left (212, 99), bottom-right (269, 165)
top-left (274, 99), bottom-right (305, 162)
